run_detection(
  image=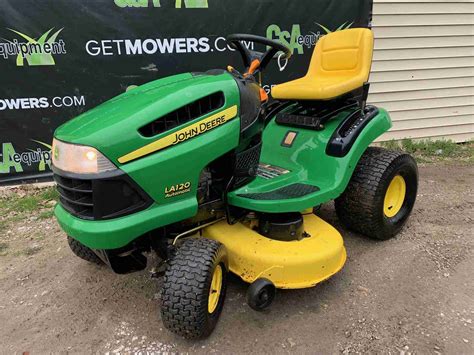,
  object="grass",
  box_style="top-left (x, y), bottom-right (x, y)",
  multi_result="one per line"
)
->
top-left (0, 242), bottom-right (8, 256)
top-left (0, 187), bottom-right (58, 232)
top-left (0, 187), bottom-right (57, 259)
top-left (380, 139), bottom-right (473, 163)
top-left (23, 244), bottom-right (42, 256)
top-left (38, 210), bottom-right (55, 219)
top-left (3, 187), bottom-right (58, 215)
